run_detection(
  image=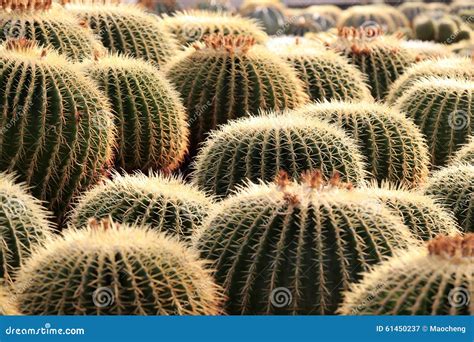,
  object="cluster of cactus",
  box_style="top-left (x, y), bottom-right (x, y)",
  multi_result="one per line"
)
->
top-left (195, 171), bottom-right (417, 314)
top-left (340, 234), bottom-right (473, 315)
top-left (193, 113), bottom-right (366, 197)
top-left (165, 34), bottom-right (308, 155)
top-left (83, 54), bottom-right (188, 172)
top-left (16, 219), bottom-right (223, 315)
top-left (414, 14), bottom-right (471, 44)
top-left (337, 5), bottom-right (409, 33)
top-left (71, 172), bottom-right (212, 239)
